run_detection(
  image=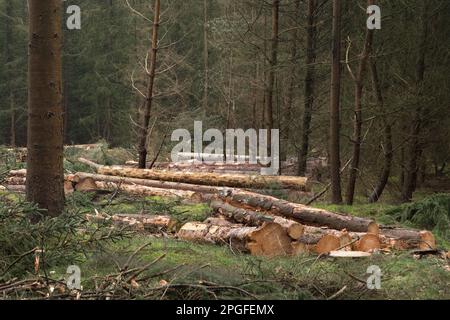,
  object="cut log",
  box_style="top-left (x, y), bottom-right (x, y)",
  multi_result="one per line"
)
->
top-left (86, 212), bottom-right (177, 233)
top-left (93, 181), bottom-right (199, 200)
top-left (209, 199), bottom-right (304, 240)
top-left (75, 177), bottom-right (98, 192)
top-left (356, 234), bottom-right (381, 252)
top-left (79, 158), bottom-right (310, 191)
top-left (5, 176), bottom-right (26, 185)
top-left (8, 169), bottom-right (27, 177)
top-left (2, 185), bottom-right (25, 193)
top-left (73, 172), bottom-right (226, 194)
top-left (64, 181), bottom-right (74, 195)
top-left (329, 251), bottom-right (371, 258)
top-left (113, 214), bottom-right (177, 233)
top-left (177, 222), bottom-right (292, 257)
top-left (218, 189), bottom-right (376, 232)
top-left (316, 235), bottom-right (341, 254)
